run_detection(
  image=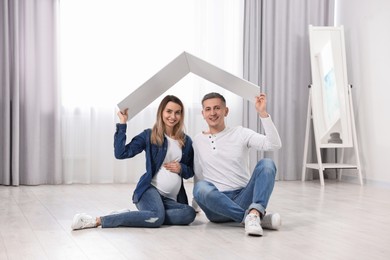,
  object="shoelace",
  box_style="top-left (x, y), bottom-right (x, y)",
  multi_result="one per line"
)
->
top-left (81, 216), bottom-right (93, 227)
top-left (247, 215), bottom-right (259, 226)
